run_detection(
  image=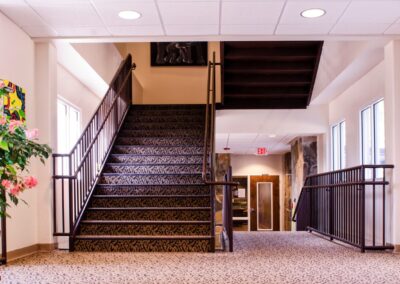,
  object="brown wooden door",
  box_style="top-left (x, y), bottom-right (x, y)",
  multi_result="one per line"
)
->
top-left (250, 175), bottom-right (280, 231)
